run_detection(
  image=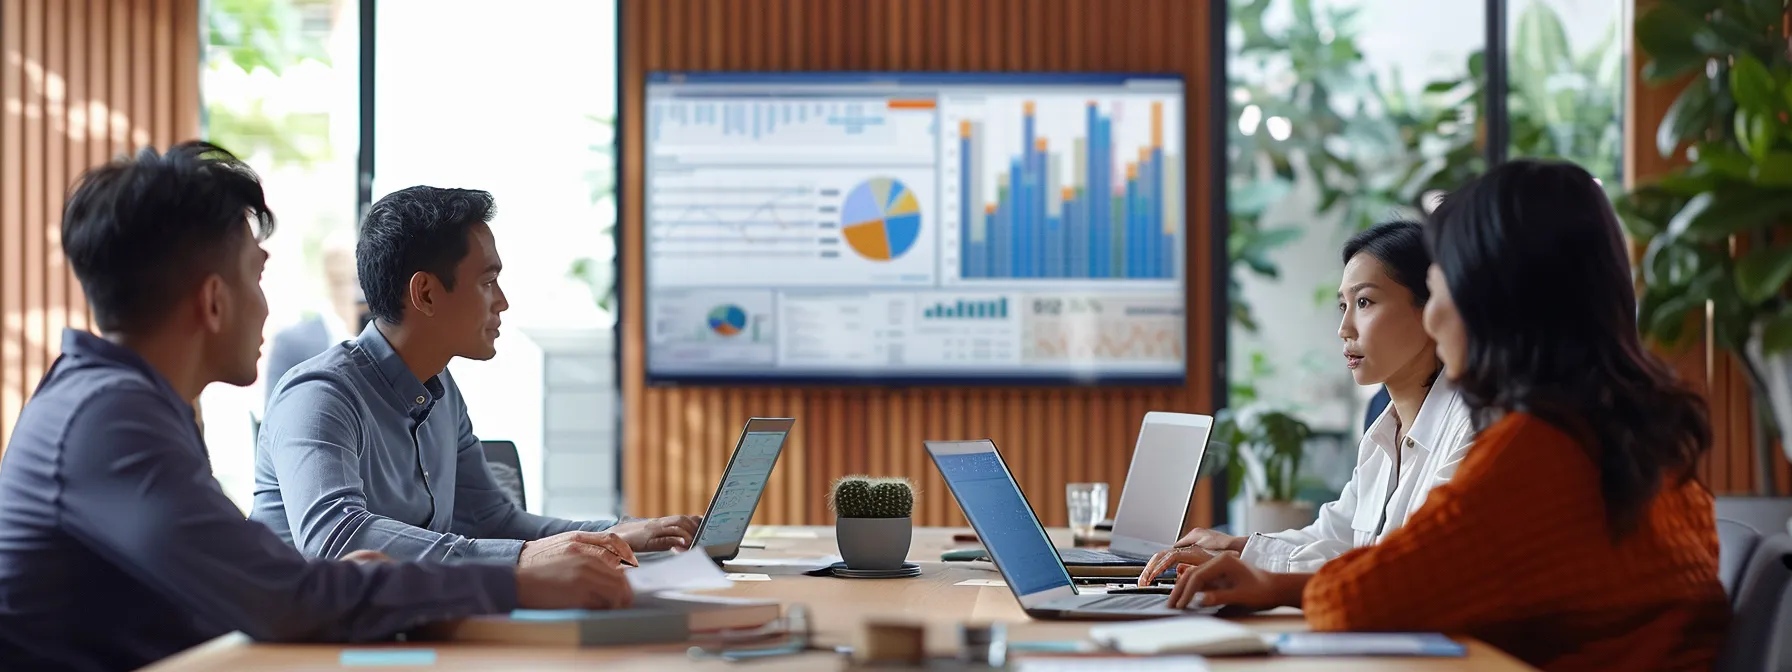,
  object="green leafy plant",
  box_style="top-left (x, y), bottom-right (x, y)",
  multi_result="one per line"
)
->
top-left (569, 114), bottom-right (619, 315)
top-left (1208, 406), bottom-right (1314, 503)
top-left (829, 476), bottom-right (916, 519)
top-left (203, 0), bottom-right (334, 167)
top-left (1622, 0), bottom-right (1792, 451)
